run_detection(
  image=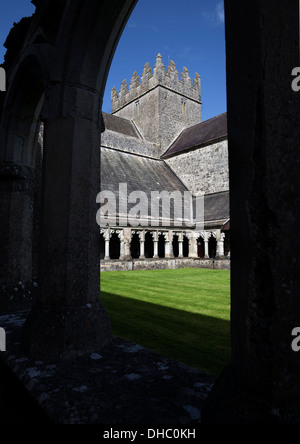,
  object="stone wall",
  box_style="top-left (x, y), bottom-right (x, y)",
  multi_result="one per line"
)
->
top-left (101, 129), bottom-right (160, 158)
top-left (158, 86), bottom-right (202, 152)
top-left (112, 87), bottom-right (161, 151)
top-left (113, 86), bottom-right (201, 156)
top-left (100, 257), bottom-right (230, 272)
top-left (166, 139), bottom-right (229, 195)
